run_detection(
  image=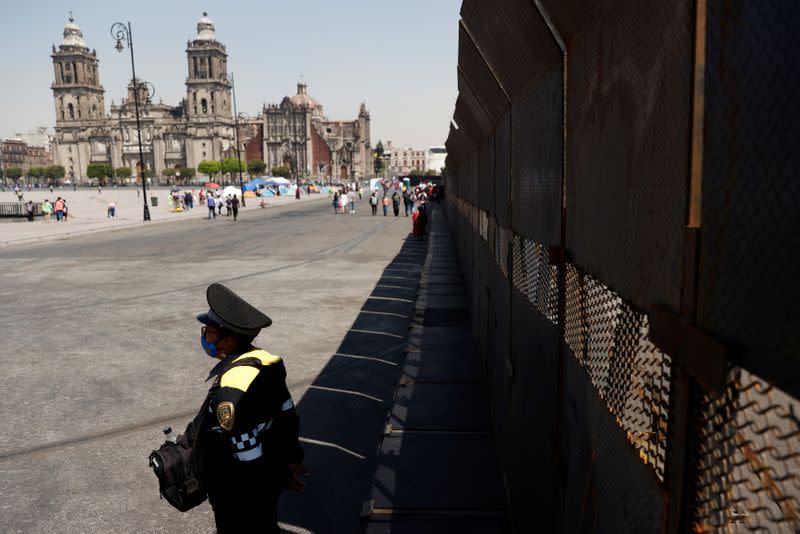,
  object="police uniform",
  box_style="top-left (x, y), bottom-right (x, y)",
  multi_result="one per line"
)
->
top-left (196, 283), bottom-right (303, 533)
